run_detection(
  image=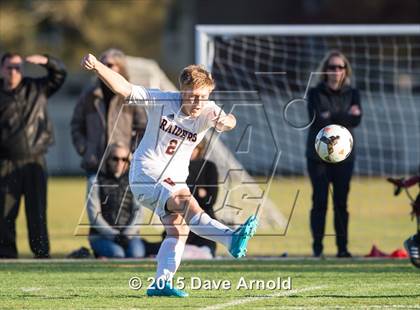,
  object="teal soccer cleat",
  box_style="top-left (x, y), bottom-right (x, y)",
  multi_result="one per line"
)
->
top-left (229, 215), bottom-right (258, 258)
top-left (146, 281), bottom-right (188, 297)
